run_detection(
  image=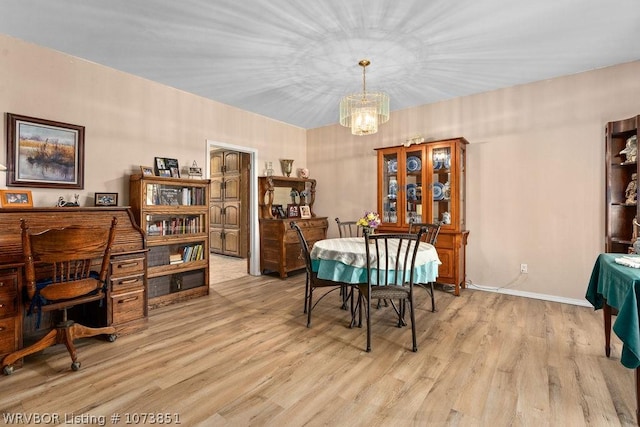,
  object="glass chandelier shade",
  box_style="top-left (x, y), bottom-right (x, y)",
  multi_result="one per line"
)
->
top-left (339, 60), bottom-right (390, 136)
